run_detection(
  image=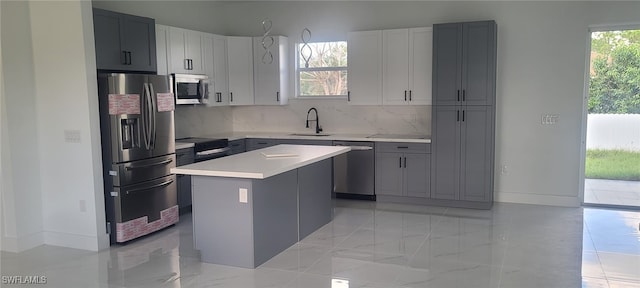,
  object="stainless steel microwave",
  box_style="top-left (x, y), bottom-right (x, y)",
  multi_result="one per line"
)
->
top-left (173, 74), bottom-right (210, 105)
